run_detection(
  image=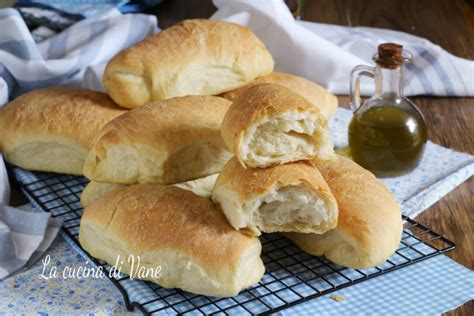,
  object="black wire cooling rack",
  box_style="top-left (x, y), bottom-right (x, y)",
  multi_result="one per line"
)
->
top-left (9, 166), bottom-right (455, 315)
